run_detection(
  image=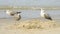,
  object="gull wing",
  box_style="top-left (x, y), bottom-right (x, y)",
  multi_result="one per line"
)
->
top-left (44, 14), bottom-right (52, 20)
